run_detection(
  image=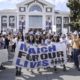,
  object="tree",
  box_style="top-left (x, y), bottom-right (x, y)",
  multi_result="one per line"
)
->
top-left (67, 0), bottom-right (80, 31)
